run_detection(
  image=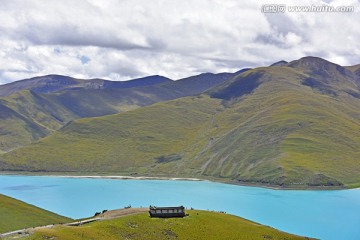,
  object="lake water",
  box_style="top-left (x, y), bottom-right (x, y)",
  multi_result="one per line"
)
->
top-left (0, 175), bottom-right (359, 240)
